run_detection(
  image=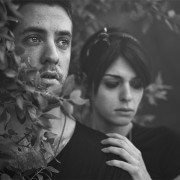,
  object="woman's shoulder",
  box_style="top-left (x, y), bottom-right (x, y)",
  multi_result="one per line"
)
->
top-left (132, 123), bottom-right (180, 179)
top-left (132, 122), bottom-right (180, 147)
top-left (132, 122), bottom-right (179, 137)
